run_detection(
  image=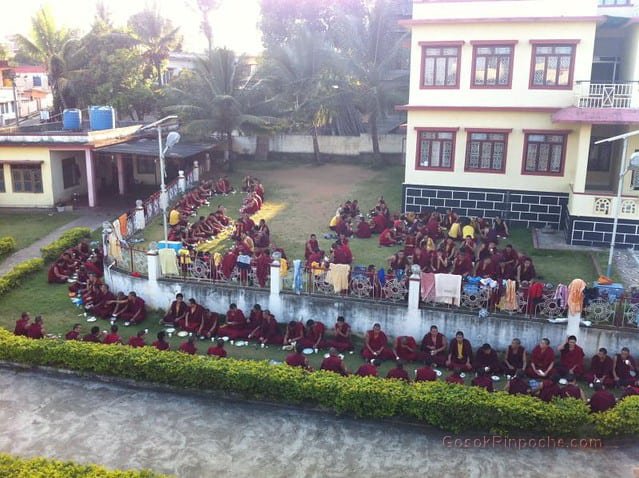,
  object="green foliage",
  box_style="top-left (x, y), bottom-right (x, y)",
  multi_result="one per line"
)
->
top-left (0, 236), bottom-right (17, 257)
top-left (594, 396), bottom-right (639, 436)
top-left (0, 329), bottom-right (608, 437)
top-left (0, 258), bottom-right (44, 296)
top-left (40, 227), bottom-right (91, 262)
top-left (0, 453), bottom-right (168, 477)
